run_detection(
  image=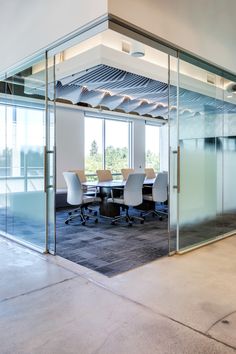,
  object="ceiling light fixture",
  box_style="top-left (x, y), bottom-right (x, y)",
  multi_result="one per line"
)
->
top-left (130, 41), bottom-right (145, 58)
